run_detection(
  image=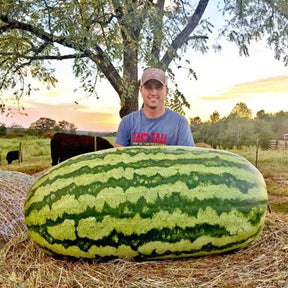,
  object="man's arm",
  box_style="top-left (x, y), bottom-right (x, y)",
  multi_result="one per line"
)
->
top-left (114, 117), bottom-right (130, 147)
top-left (177, 117), bottom-right (195, 146)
